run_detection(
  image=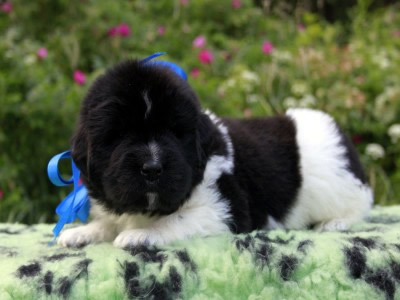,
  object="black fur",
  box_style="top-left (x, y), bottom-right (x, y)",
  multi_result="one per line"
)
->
top-left (72, 58), bottom-right (366, 235)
